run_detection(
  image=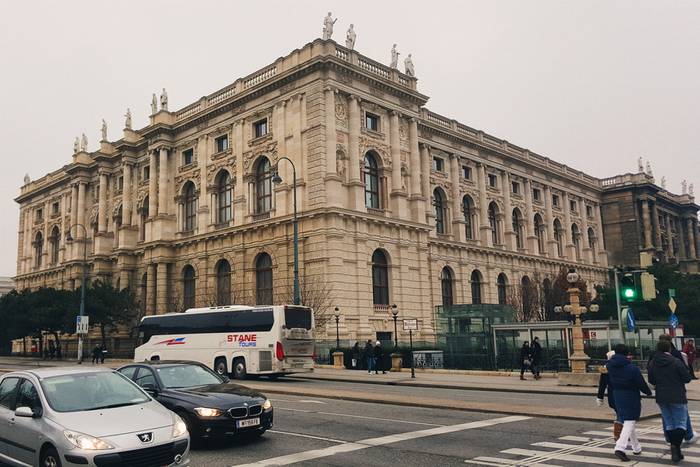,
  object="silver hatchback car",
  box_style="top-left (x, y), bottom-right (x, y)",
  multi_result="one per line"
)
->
top-left (0, 367), bottom-right (190, 467)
